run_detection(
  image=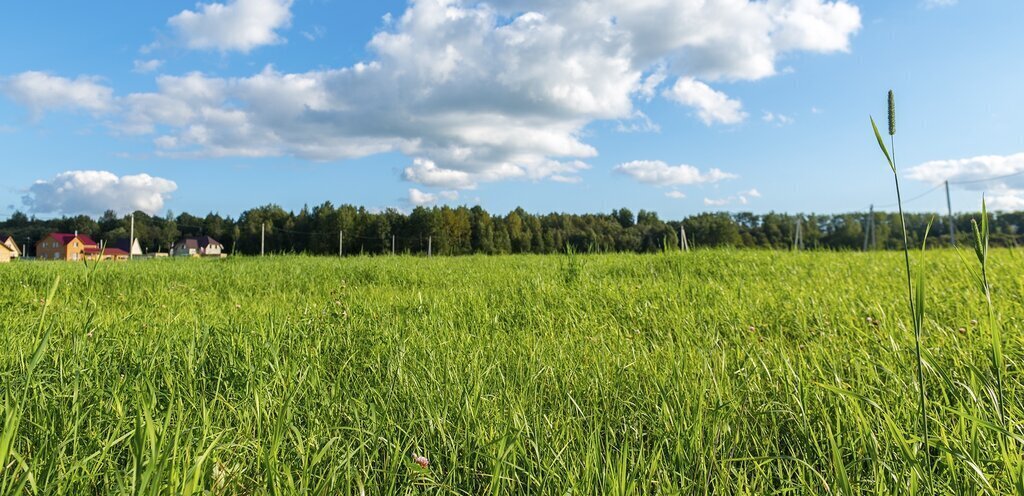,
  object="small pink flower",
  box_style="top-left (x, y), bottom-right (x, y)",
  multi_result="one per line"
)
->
top-left (413, 454), bottom-right (429, 469)
top-left (747, 326), bottom-right (756, 332)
